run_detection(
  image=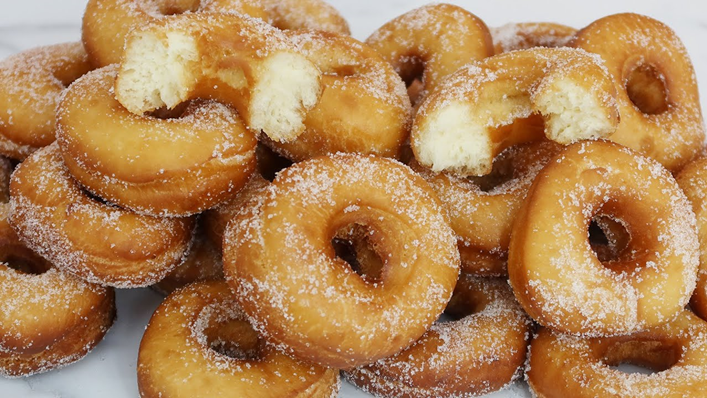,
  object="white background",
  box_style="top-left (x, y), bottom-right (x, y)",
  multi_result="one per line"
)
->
top-left (1, 1), bottom-right (706, 397)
